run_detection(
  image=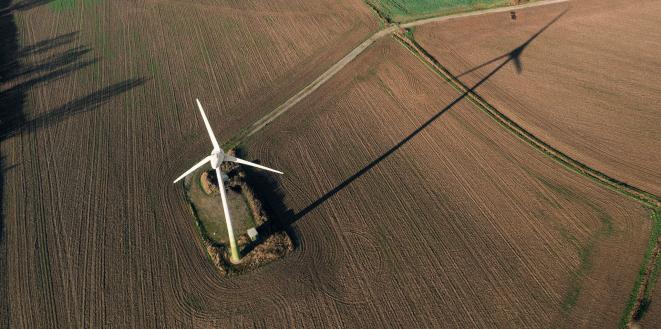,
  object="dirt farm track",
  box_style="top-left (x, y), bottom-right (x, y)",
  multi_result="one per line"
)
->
top-left (1, 0), bottom-right (660, 328)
